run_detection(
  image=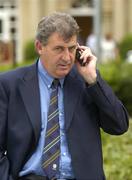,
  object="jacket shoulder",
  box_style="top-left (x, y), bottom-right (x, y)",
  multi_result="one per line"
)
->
top-left (0, 63), bottom-right (36, 81)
